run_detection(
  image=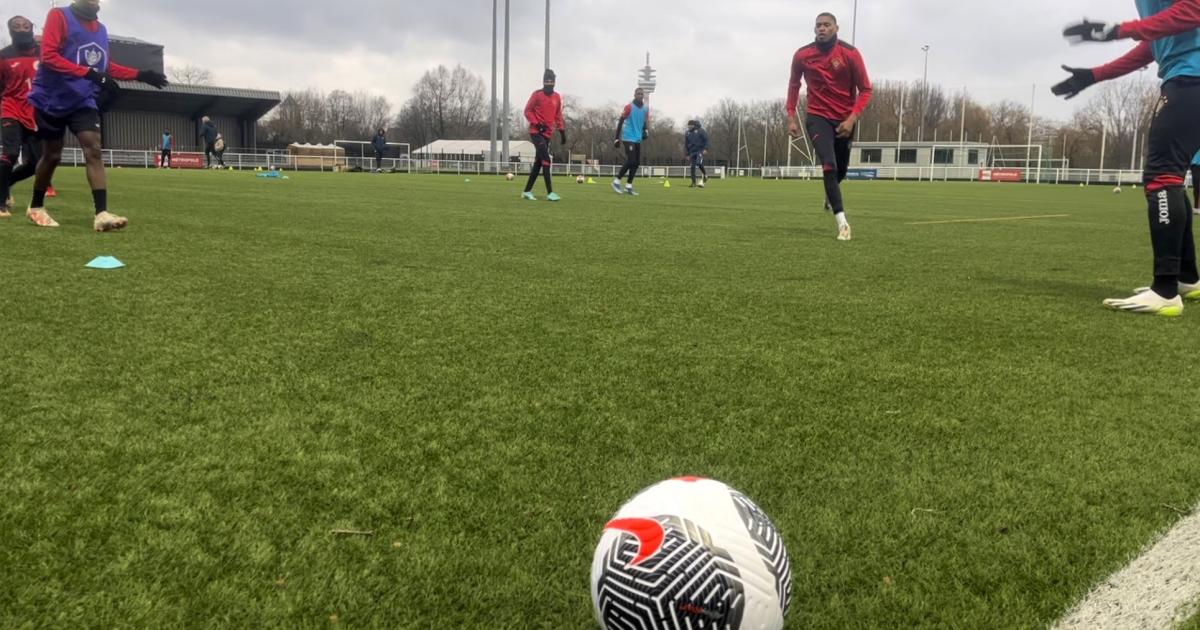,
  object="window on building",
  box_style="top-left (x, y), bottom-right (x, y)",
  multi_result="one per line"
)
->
top-left (933, 148), bottom-right (955, 164)
top-left (968, 149), bottom-right (980, 165)
top-left (896, 149), bottom-right (918, 164)
top-left (860, 148), bottom-right (882, 164)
